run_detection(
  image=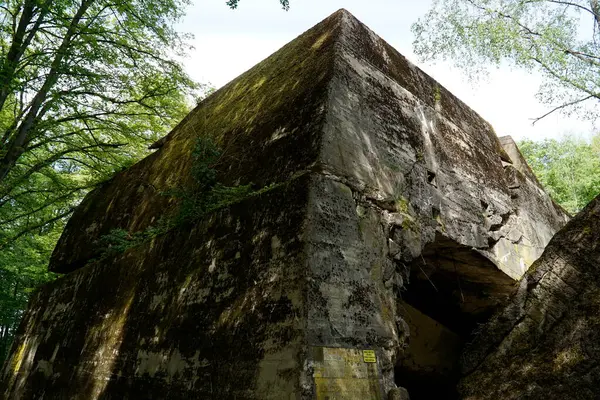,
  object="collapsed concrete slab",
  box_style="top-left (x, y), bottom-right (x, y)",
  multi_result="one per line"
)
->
top-left (460, 194), bottom-right (600, 399)
top-left (1, 9), bottom-right (569, 400)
